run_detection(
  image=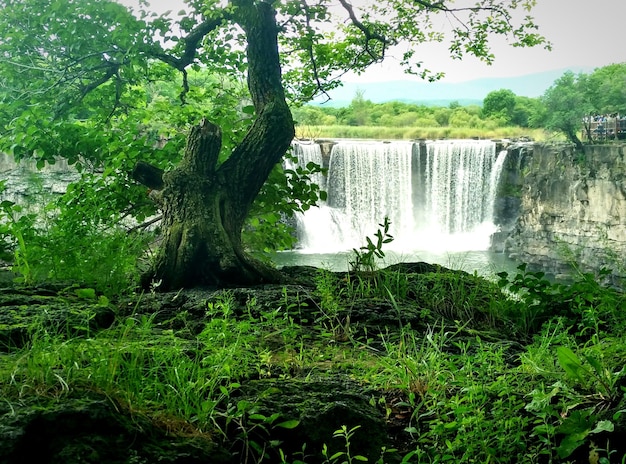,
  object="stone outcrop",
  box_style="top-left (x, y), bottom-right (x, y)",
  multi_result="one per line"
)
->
top-left (495, 142), bottom-right (626, 279)
top-left (0, 153), bottom-right (78, 208)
